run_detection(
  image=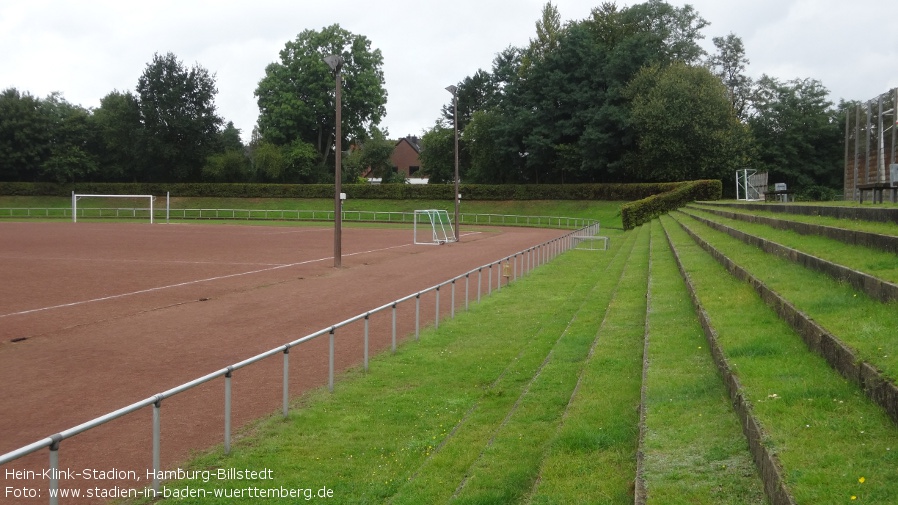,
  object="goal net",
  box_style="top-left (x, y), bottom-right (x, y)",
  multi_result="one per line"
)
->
top-left (413, 209), bottom-right (456, 245)
top-left (572, 235), bottom-right (609, 251)
top-left (72, 193), bottom-right (157, 223)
